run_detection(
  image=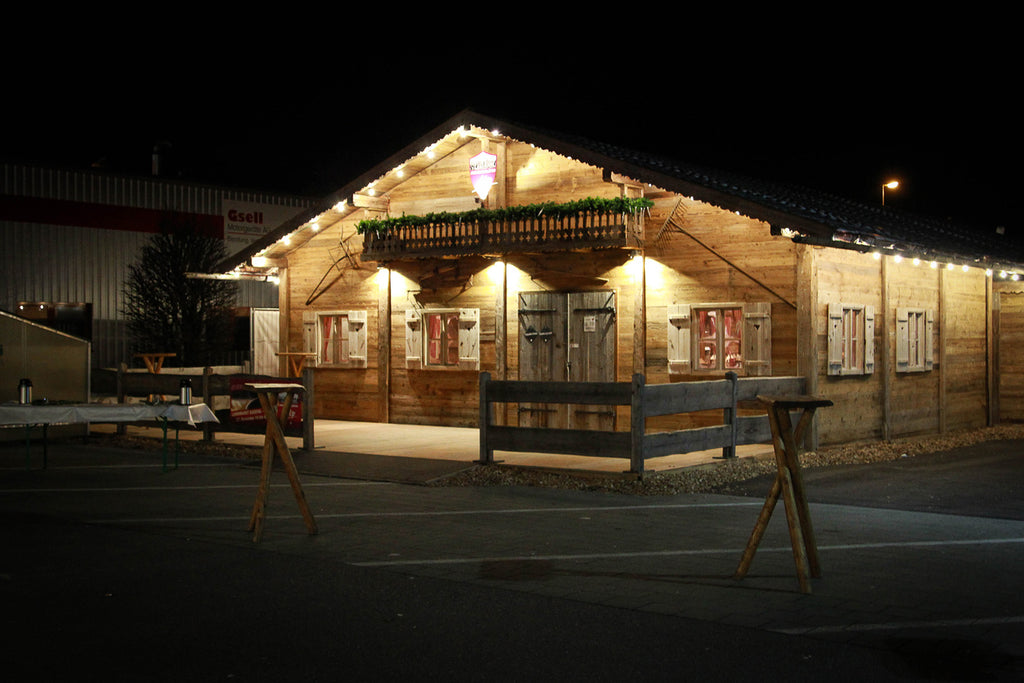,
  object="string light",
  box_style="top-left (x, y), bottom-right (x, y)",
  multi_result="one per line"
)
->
top-left (860, 247), bottom-right (1021, 280)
